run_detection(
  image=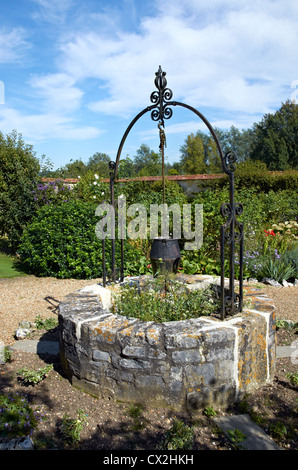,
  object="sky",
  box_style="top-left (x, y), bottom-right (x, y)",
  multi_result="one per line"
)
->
top-left (0, 0), bottom-right (297, 171)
